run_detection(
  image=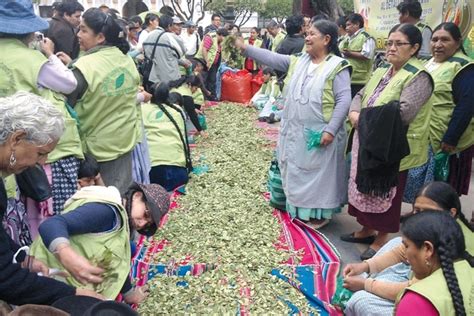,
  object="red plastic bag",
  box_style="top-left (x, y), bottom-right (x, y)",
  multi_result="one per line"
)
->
top-left (221, 70), bottom-right (253, 103)
top-left (251, 70), bottom-right (264, 96)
